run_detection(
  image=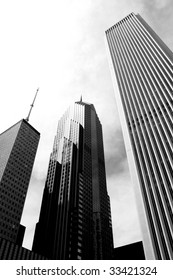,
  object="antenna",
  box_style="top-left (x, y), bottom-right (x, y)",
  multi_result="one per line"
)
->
top-left (26, 88), bottom-right (39, 122)
top-left (80, 95), bottom-right (82, 102)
